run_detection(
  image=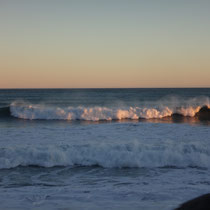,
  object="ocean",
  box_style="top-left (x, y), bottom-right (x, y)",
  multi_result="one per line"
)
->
top-left (0, 88), bottom-right (210, 210)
